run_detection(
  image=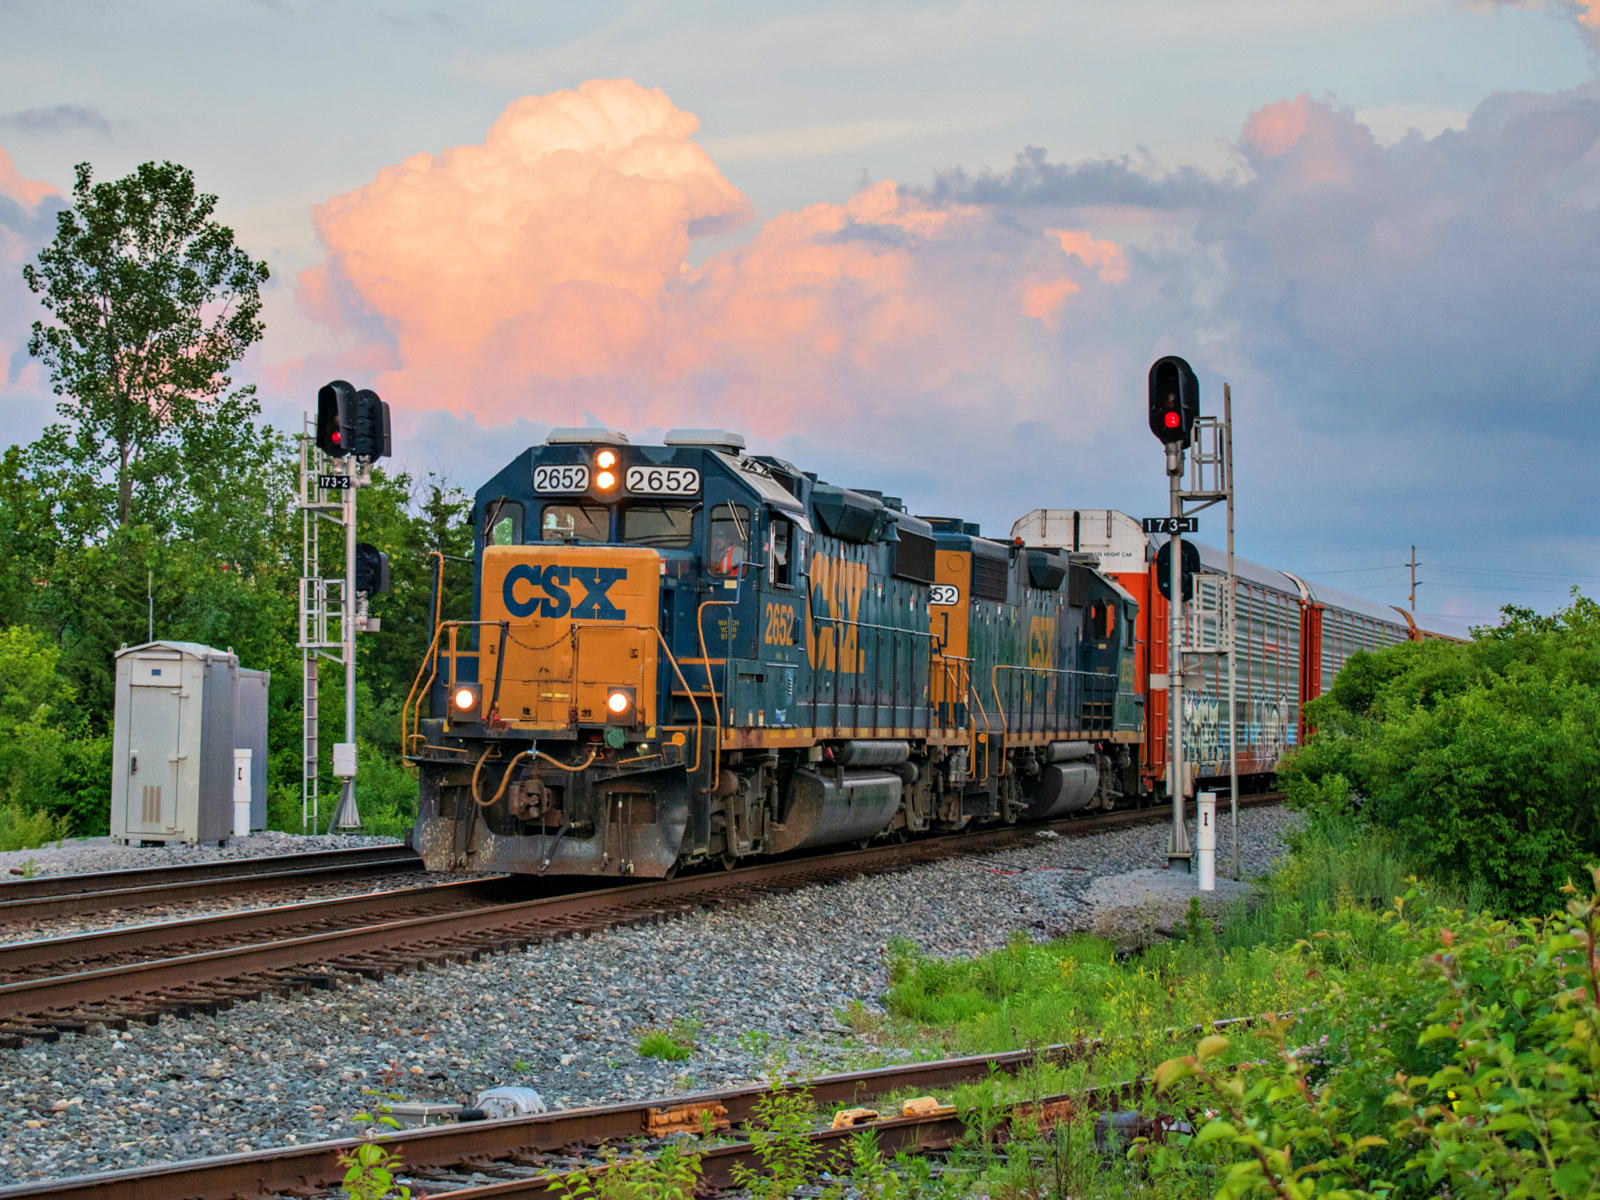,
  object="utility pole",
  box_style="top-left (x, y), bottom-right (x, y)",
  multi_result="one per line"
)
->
top-left (1409, 545), bottom-right (1419, 613)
